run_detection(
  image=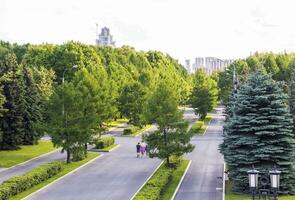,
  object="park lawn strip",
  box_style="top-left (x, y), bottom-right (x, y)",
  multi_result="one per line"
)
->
top-left (161, 160), bottom-right (190, 200)
top-left (124, 125), bottom-right (153, 137)
top-left (91, 144), bottom-right (119, 152)
top-left (189, 114), bottom-right (213, 135)
top-left (225, 181), bottom-right (294, 200)
top-left (106, 118), bottom-right (128, 128)
top-left (0, 141), bottom-right (56, 168)
top-left (10, 153), bottom-right (99, 200)
top-left (134, 159), bottom-right (189, 200)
